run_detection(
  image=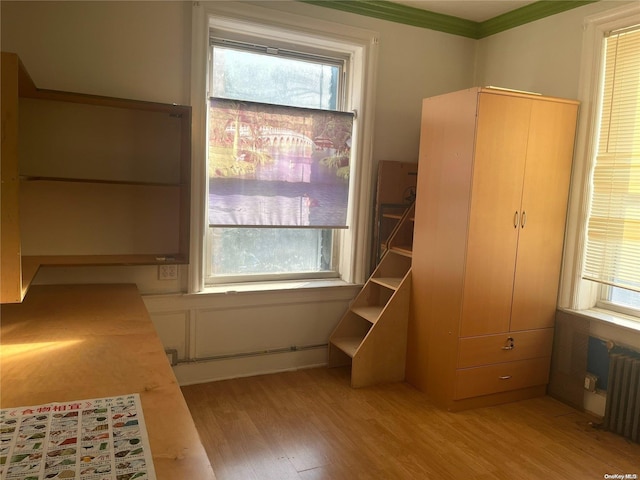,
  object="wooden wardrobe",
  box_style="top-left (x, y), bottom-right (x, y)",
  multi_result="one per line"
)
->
top-left (406, 87), bottom-right (579, 411)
